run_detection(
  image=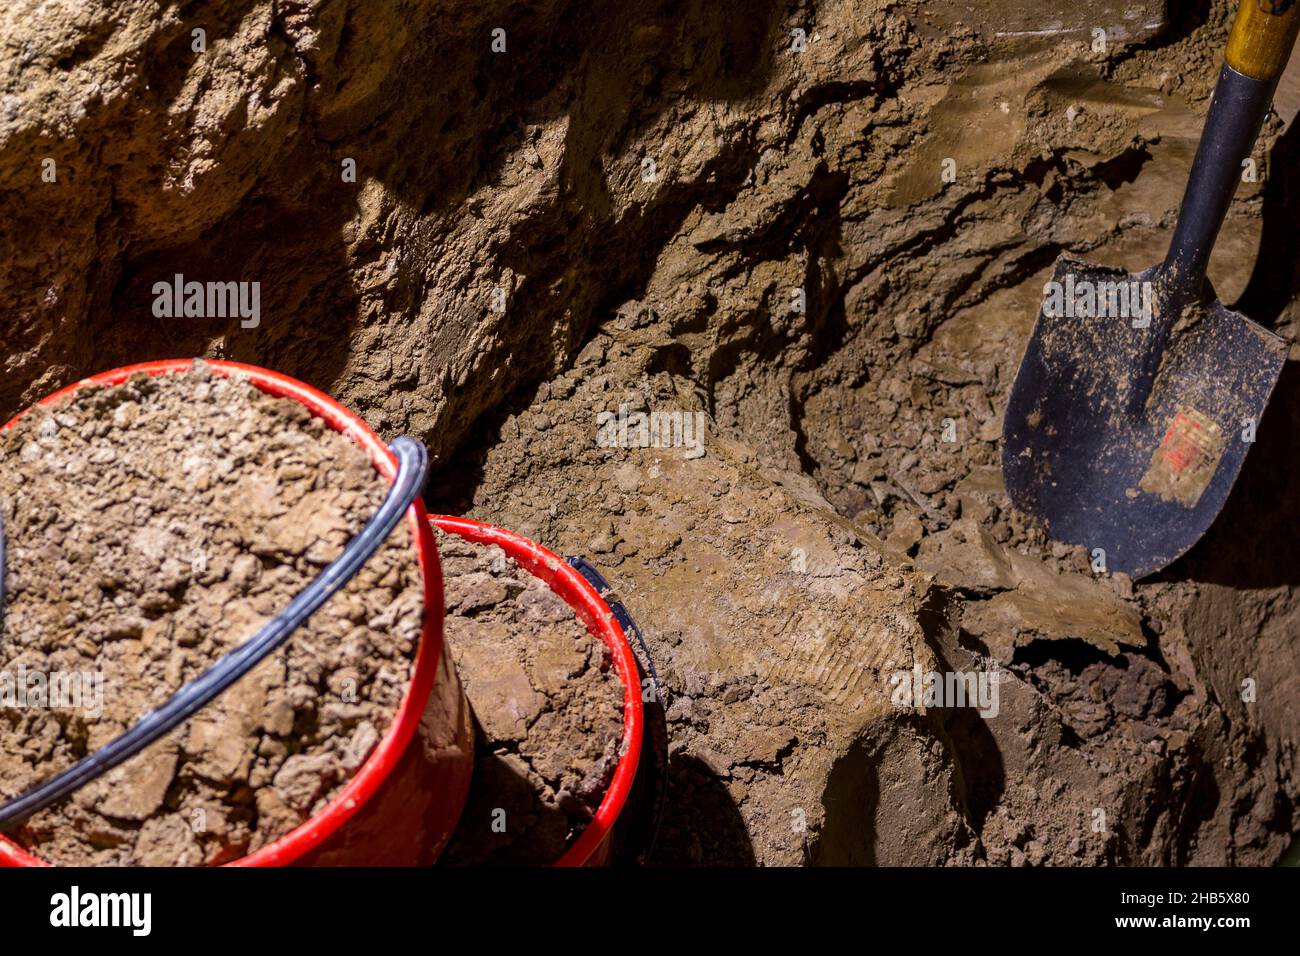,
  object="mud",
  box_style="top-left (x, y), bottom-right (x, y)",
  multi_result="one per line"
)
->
top-left (0, 365), bottom-right (421, 865)
top-left (438, 533), bottom-right (624, 866)
top-left (2, 1), bottom-right (1298, 865)
top-left (425, 5), bottom-right (1299, 863)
